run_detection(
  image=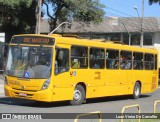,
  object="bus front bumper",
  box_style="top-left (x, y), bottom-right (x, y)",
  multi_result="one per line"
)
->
top-left (4, 84), bottom-right (53, 102)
